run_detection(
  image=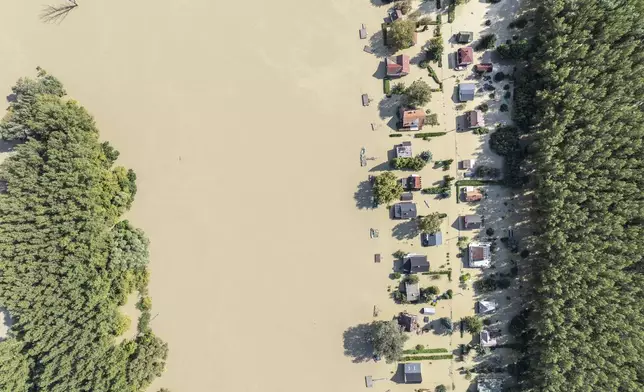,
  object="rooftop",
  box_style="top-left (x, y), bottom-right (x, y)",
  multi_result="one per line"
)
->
top-left (405, 282), bottom-right (420, 302)
top-left (469, 242), bottom-right (491, 267)
top-left (404, 254), bottom-right (430, 273)
top-left (459, 83), bottom-right (476, 101)
top-left (403, 362), bottom-right (422, 383)
top-left (386, 54), bottom-right (410, 77)
top-left (394, 202), bottom-right (417, 219)
top-left (395, 141), bottom-right (412, 158)
top-left (458, 47), bottom-right (474, 65)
